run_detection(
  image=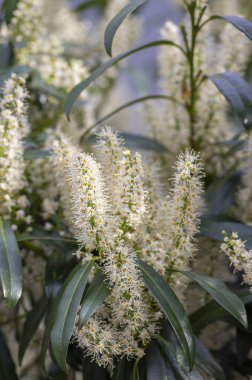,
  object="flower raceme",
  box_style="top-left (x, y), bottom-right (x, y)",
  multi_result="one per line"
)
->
top-left (0, 74), bottom-right (31, 224)
top-left (221, 232), bottom-right (252, 292)
top-left (53, 128), bottom-right (205, 367)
